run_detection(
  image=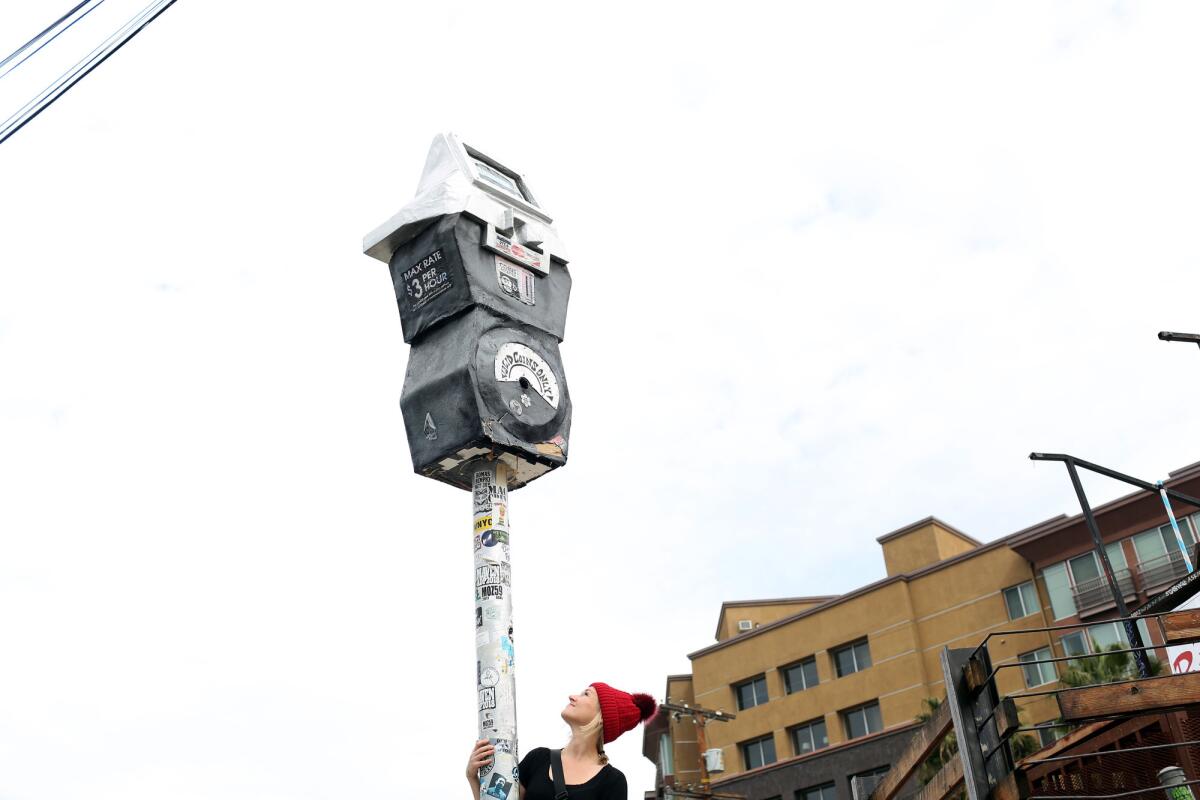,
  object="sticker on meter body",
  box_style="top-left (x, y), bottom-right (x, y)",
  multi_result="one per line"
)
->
top-left (495, 257), bottom-right (536, 306)
top-left (484, 228), bottom-right (544, 273)
top-left (401, 248), bottom-right (452, 311)
top-left (495, 343), bottom-right (559, 409)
